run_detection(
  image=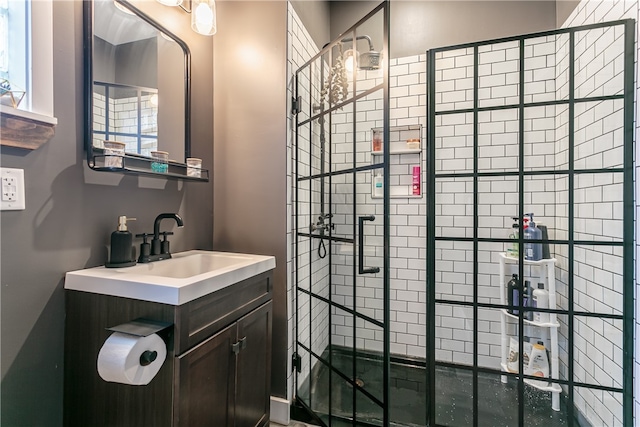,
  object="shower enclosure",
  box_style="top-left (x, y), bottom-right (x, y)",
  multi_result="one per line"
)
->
top-left (292, 3), bottom-right (634, 425)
